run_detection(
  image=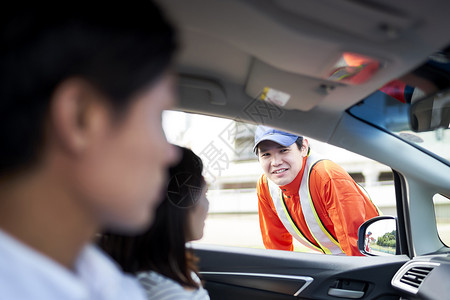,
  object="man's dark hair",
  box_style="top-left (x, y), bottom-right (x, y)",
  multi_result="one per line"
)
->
top-left (99, 146), bottom-right (205, 289)
top-left (294, 137), bottom-right (304, 151)
top-left (295, 136), bottom-right (312, 155)
top-left (0, 1), bottom-right (177, 175)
